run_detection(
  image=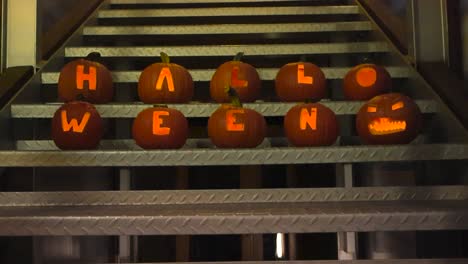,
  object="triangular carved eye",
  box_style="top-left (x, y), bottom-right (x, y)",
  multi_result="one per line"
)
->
top-left (392, 101), bottom-right (404, 110)
top-left (367, 106), bottom-right (377, 113)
